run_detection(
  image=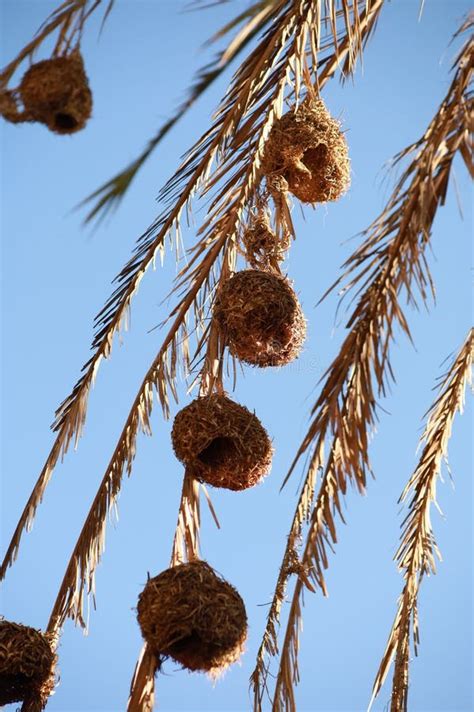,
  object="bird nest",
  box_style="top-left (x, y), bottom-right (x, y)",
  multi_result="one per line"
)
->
top-left (18, 53), bottom-right (92, 134)
top-left (261, 97), bottom-right (350, 204)
top-left (242, 214), bottom-right (290, 271)
top-left (0, 620), bottom-right (56, 706)
top-left (171, 394), bottom-right (272, 491)
top-left (214, 270), bottom-right (306, 367)
top-left (137, 561), bottom-right (247, 675)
